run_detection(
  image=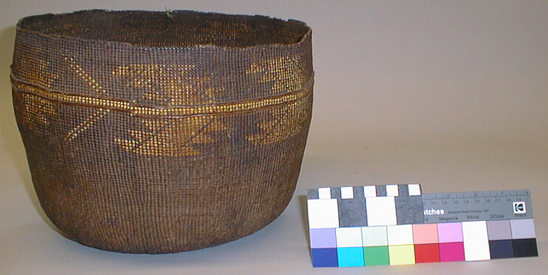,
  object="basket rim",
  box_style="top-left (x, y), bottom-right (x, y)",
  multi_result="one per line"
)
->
top-left (16, 9), bottom-right (312, 50)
